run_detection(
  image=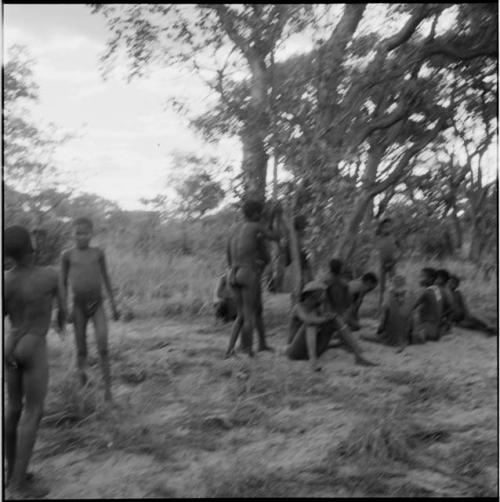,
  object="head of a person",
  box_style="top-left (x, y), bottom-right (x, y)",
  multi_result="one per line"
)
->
top-left (300, 281), bottom-right (326, 307)
top-left (4, 225), bottom-right (34, 264)
top-left (391, 275), bottom-right (407, 304)
top-left (419, 267), bottom-right (436, 287)
top-left (435, 268), bottom-right (450, 286)
top-left (329, 258), bottom-right (343, 277)
top-left (448, 274), bottom-right (460, 291)
top-left (73, 217), bottom-right (93, 249)
top-left (361, 272), bottom-right (379, 293)
top-left (378, 217), bottom-right (393, 236)
top-left (242, 199), bottom-right (264, 222)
